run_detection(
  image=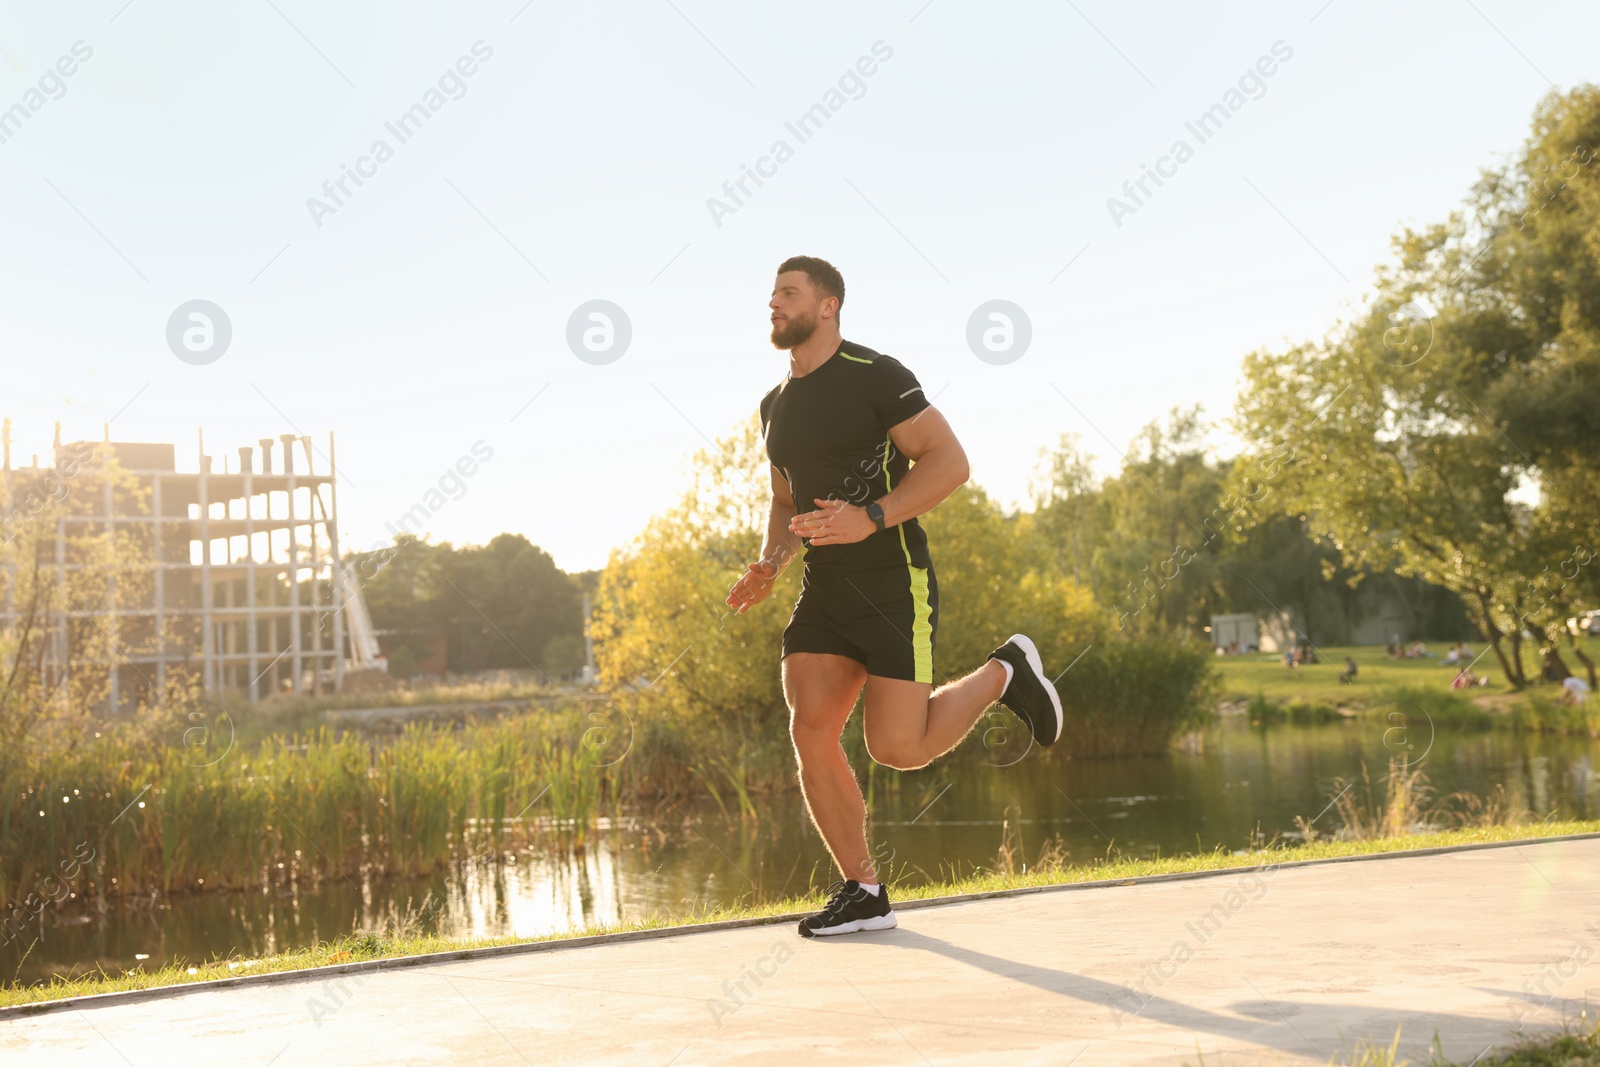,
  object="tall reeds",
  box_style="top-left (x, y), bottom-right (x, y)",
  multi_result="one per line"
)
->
top-left (1294, 757), bottom-right (1538, 843)
top-left (0, 714), bottom-right (625, 912)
